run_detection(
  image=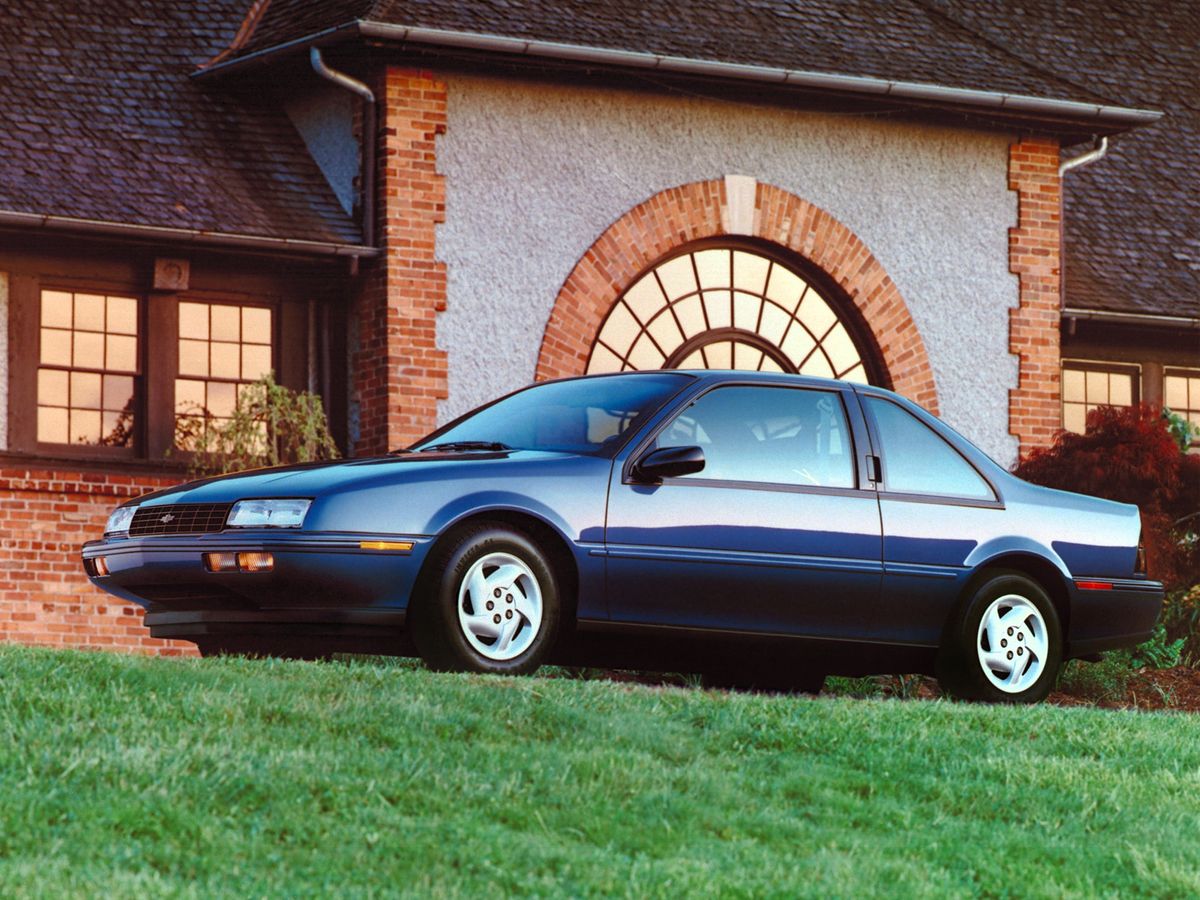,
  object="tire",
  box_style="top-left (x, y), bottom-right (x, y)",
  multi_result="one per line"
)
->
top-left (411, 523), bottom-right (561, 675)
top-left (936, 570), bottom-right (1062, 703)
